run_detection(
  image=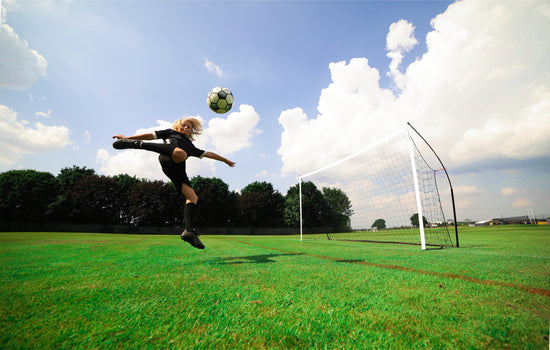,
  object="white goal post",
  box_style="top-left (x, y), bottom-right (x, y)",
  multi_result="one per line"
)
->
top-left (298, 123), bottom-right (458, 250)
